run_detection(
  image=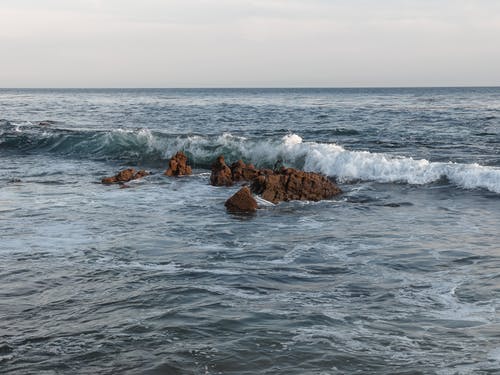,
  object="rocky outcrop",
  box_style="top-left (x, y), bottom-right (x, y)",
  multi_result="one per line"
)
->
top-left (212, 155), bottom-right (342, 205)
top-left (165, 151), bottom-right (192, 177)
top-left (101, 168), bottom-right (149, 184)
top-left (211, 157), bottom-right (260, 186)
top-left (251, 167), bottom-right (342, 204)
top-left (225, 186), bottom-right (257, 213)
top-left (210, 155), bottom-right (233, 186)
top-left (230, 160), bottom-right (259, 182)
